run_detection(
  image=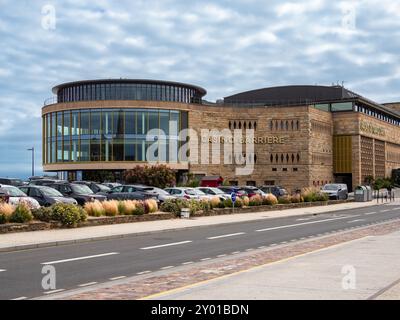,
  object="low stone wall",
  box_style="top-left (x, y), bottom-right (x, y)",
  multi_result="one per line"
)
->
top-left (0, 200), bottom-right (353, 234)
